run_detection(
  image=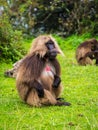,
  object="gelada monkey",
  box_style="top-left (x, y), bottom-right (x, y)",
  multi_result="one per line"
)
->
top-left (76, 38), bottom-right (98, 65)
top-left (16, 35), bottom-right (71, 107)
